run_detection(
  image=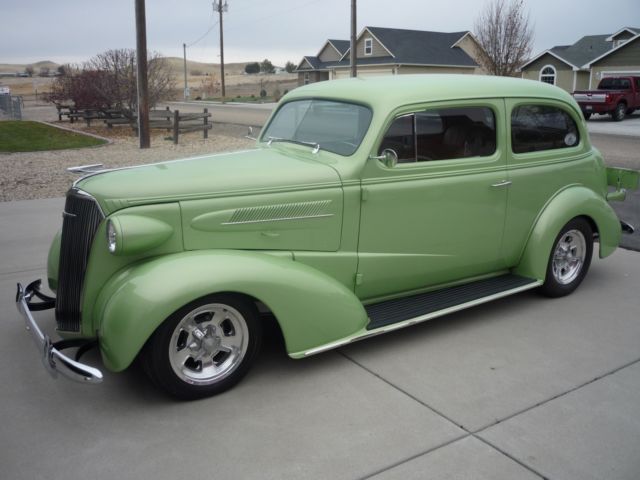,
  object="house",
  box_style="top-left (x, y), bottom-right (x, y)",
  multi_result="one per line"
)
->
top-left (296, 26), bottom-right (486, 85)
top-left (520, 27), bottom-right (640, 92)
